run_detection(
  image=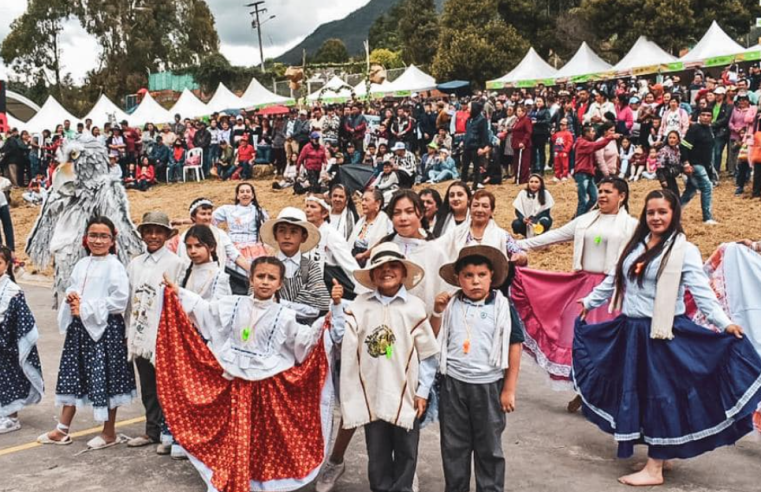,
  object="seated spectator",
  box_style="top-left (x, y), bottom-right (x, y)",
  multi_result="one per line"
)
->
top-left (23, 173), bottom-right (48, 205)
top-left (168, 140), bottom-right (185, 183)
top-left (345, 142), bottom-right (363, 164)
top-left (149, 135), bottom-right (170, 182)
top-left (217, 139), bottom-right (235, 180)
top-left (135, 157), bottom-right (156, 191)
top-left (375, 159), bottom-right (400, 203)
top-left (427, 148), bottom-right (459, 183)
top-left (234, 137), bottom-right (255, 180)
